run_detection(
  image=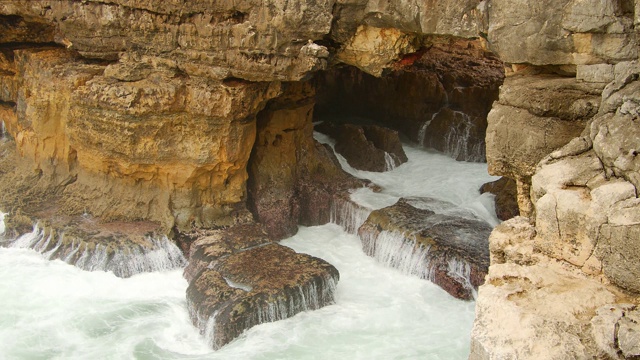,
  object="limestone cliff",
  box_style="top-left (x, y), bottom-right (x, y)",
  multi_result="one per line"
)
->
top-left (0, 0), bottom-right (639, 357)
